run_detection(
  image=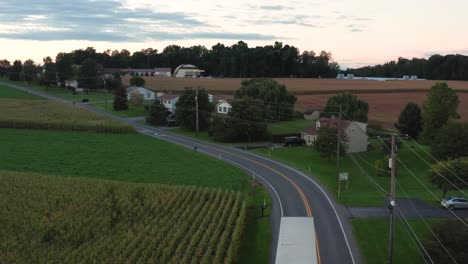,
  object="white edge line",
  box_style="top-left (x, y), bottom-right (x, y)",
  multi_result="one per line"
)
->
top-left (241, 151), bottom-right (357, 264)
